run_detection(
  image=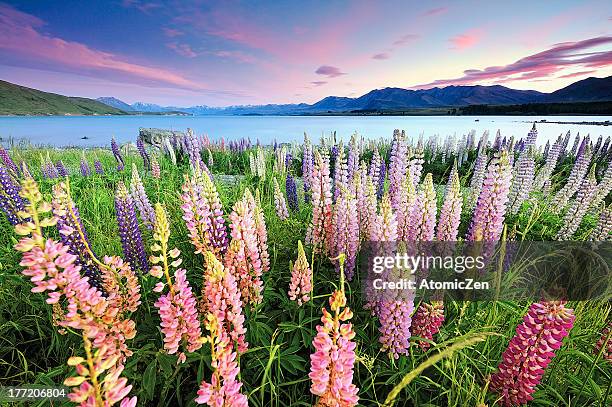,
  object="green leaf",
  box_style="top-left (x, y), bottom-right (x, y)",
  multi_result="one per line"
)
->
top-left (142, 359), bottom-right (157, 400)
